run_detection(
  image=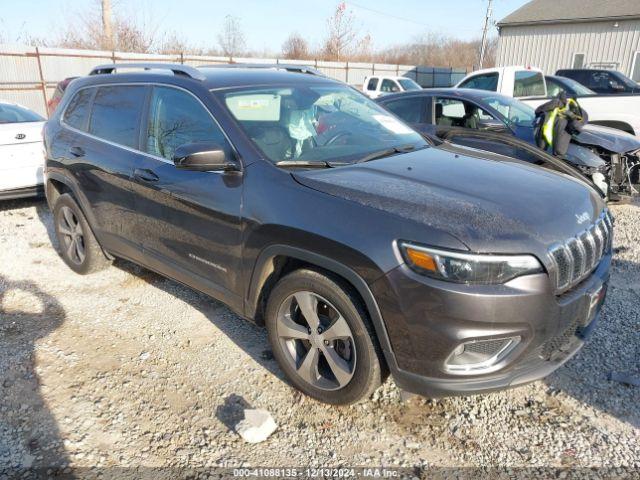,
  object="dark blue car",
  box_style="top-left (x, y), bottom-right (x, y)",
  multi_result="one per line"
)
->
top-left (377, 88), bottom-right (640, 199)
